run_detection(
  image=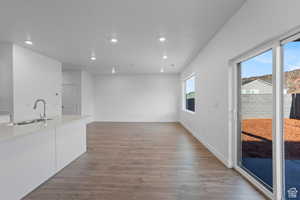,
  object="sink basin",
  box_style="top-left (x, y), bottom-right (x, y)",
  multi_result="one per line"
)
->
top-left (15, 120), bottom-right (36, 126)
top-left (14, 118), bottom-right (53, 126)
